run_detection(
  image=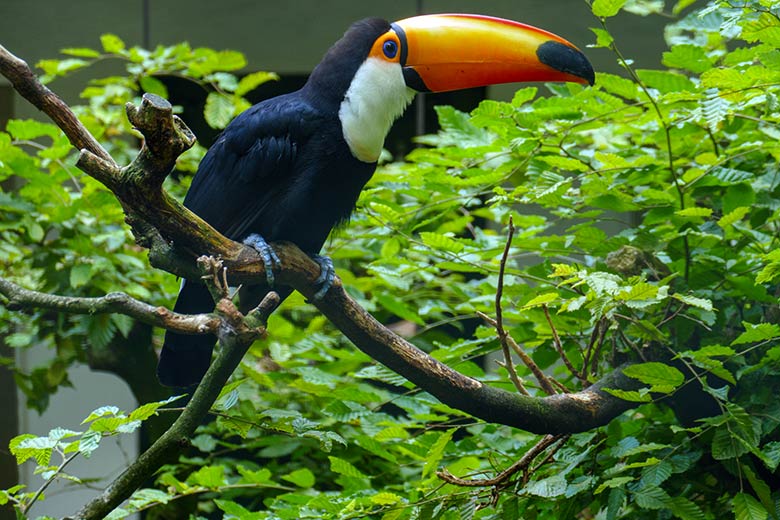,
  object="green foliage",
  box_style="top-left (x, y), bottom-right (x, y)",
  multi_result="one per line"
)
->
top-left (3, 396), bottom-right (180, 514)
top-left (4, 1), bottom-right (780, 518)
